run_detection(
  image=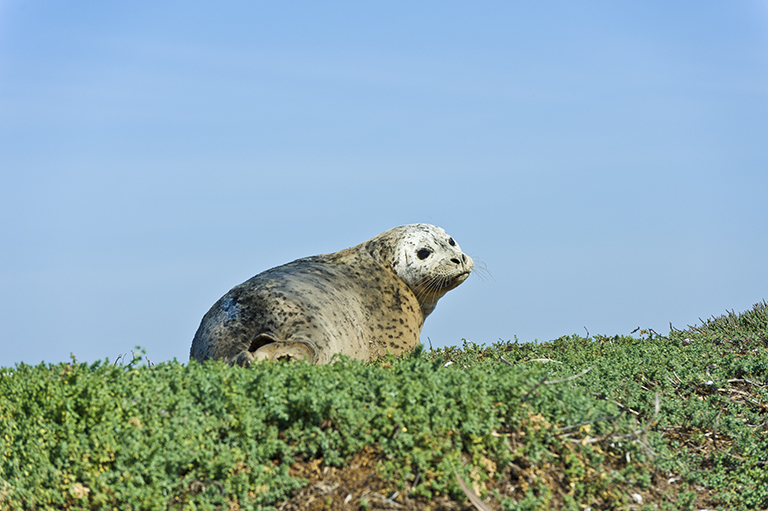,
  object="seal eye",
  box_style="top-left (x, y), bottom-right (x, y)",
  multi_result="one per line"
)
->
top-left (448, 237), bottom-right (456, 246)
top-left (417, 249), bottom-right (431, 260)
